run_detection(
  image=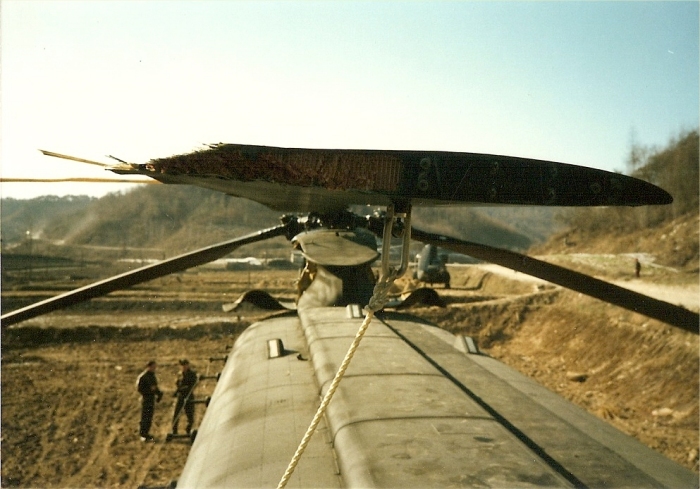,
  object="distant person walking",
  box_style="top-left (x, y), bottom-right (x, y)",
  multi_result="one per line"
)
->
top-left (635, 258), bottom-right (641, 278)
top-left (172, 359), bottom-right (198, 435)
top-left (136, 360), bottom-right (163, 442)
